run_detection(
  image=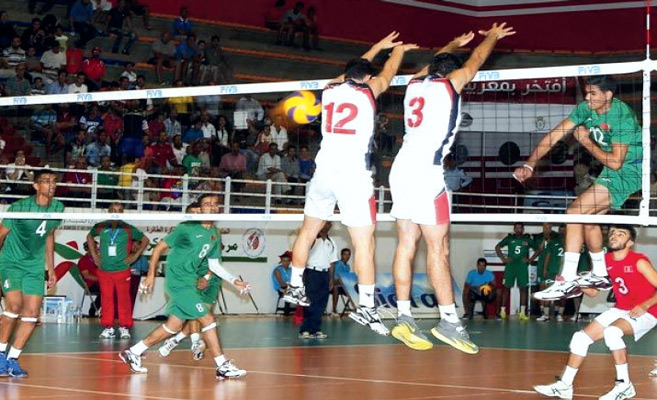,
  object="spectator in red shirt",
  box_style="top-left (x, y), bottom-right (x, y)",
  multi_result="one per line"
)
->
top-left (150, 131), bottom-right (178, 173)
top-left (77, 250), bottom-right (101, 317)
top-left (219, 141), bottom-right (247, 192)
top-left (147, 112), bottom-right (166, 139)
top-left (81, 46), bottom-right (106, 91)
